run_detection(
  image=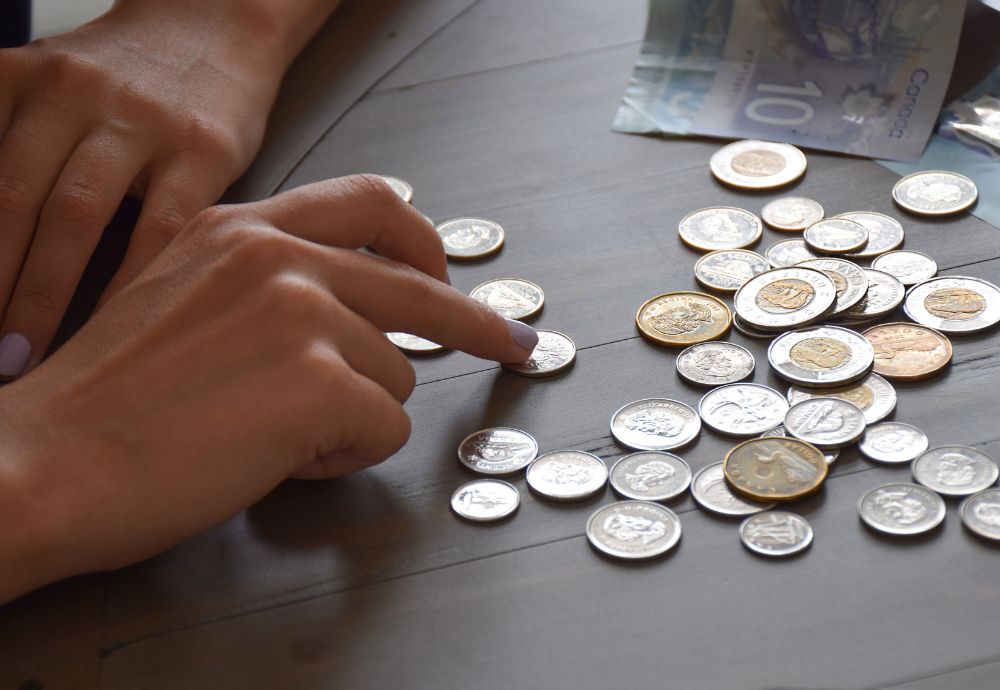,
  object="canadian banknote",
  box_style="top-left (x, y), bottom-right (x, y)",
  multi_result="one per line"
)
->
top-left (613, 0), bottom-right (963, 161)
